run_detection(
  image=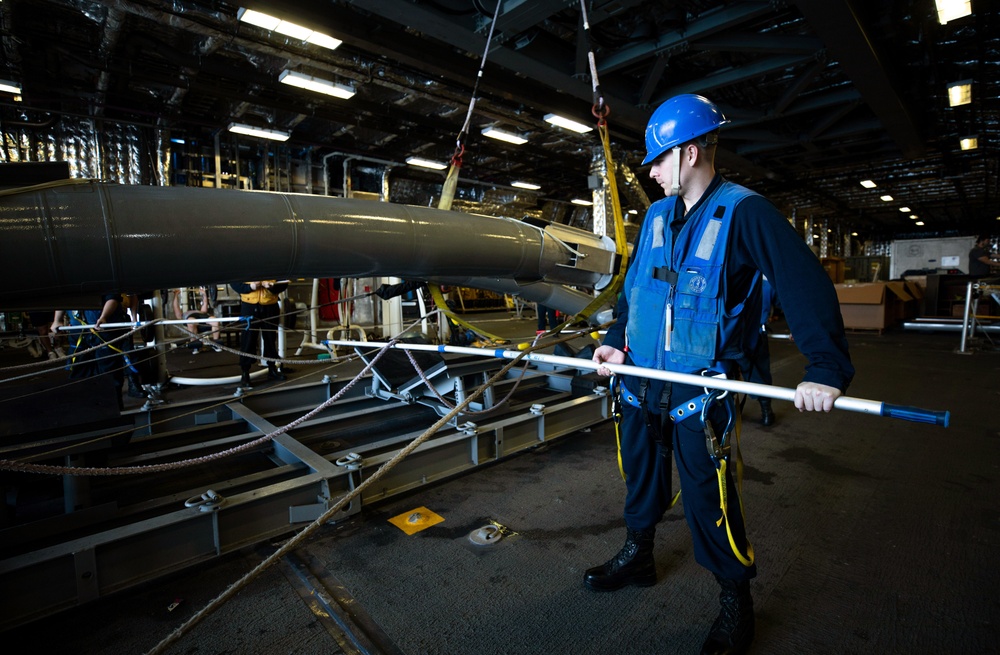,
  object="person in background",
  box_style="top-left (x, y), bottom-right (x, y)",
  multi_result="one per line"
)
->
top-left (587, 94), bottom-right (854, 655)
top-left (172, 287), bottom-right (222, 353)
top-left (231, 280), bottom-right (288, 388)
top-left (26, 311), bottom-right (61, 360)
top-left (969, 235), bottom-right (999, 277)
top-left (536, 303), bottom-right (559, 335)
top-left (56, 292), bottom-right (146, 408)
